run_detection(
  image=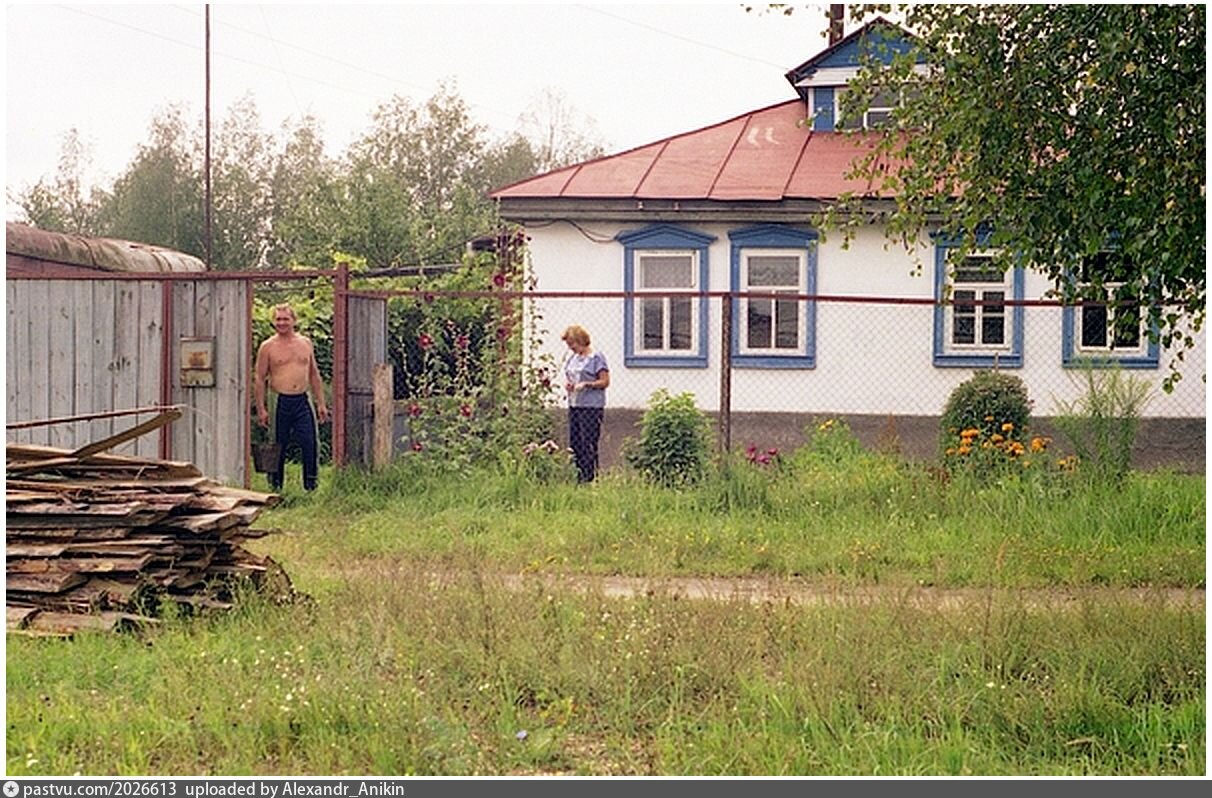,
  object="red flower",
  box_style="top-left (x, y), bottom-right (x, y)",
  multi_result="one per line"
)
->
top-left (455, 334), bottom-right (470, 350)
top-left (407, 403), bottom-right (423, 418)
top-left (492, 272), bottom-right (507, 288)
top-left (418, 334), bottom-right (434, 350)
top-left (411, 441), bottom-right (424, 452)
top-left (459, 404), bottom-right (473, 417)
